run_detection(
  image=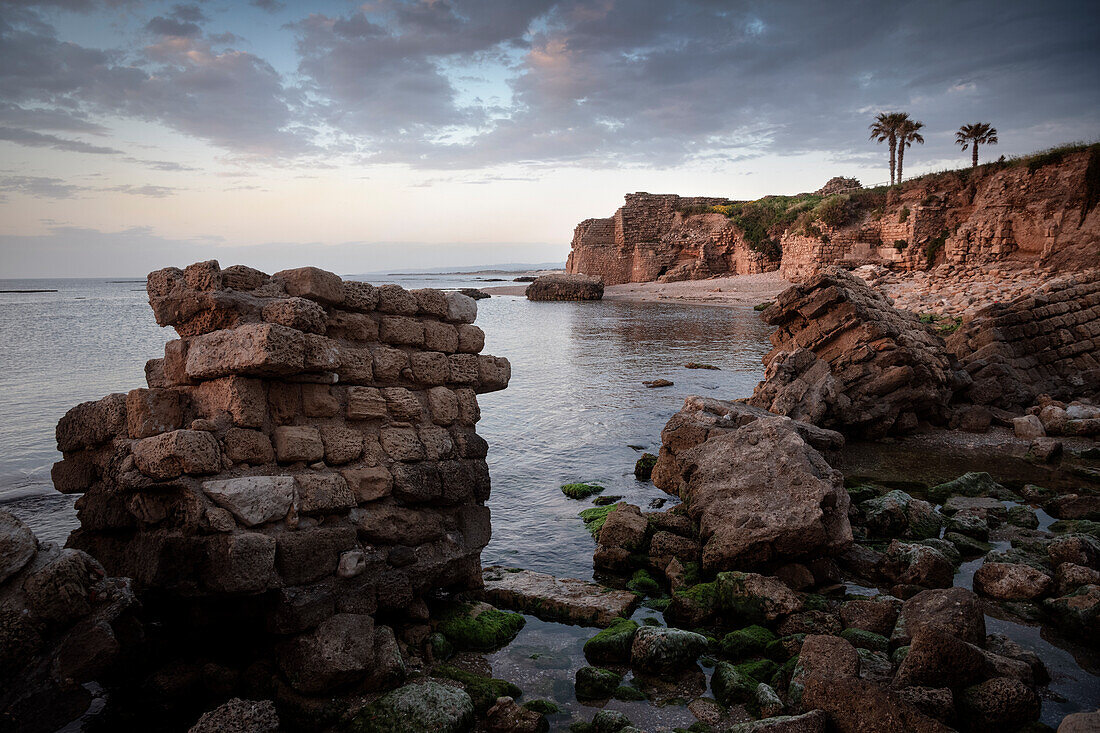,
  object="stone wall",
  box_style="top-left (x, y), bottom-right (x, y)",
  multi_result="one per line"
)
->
top-left (565, 193), bottom-right (776, 285)
top-left (948, 269), bottom-right (1100, 409)
top-left (50, 261), bottom-right (509, 697)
